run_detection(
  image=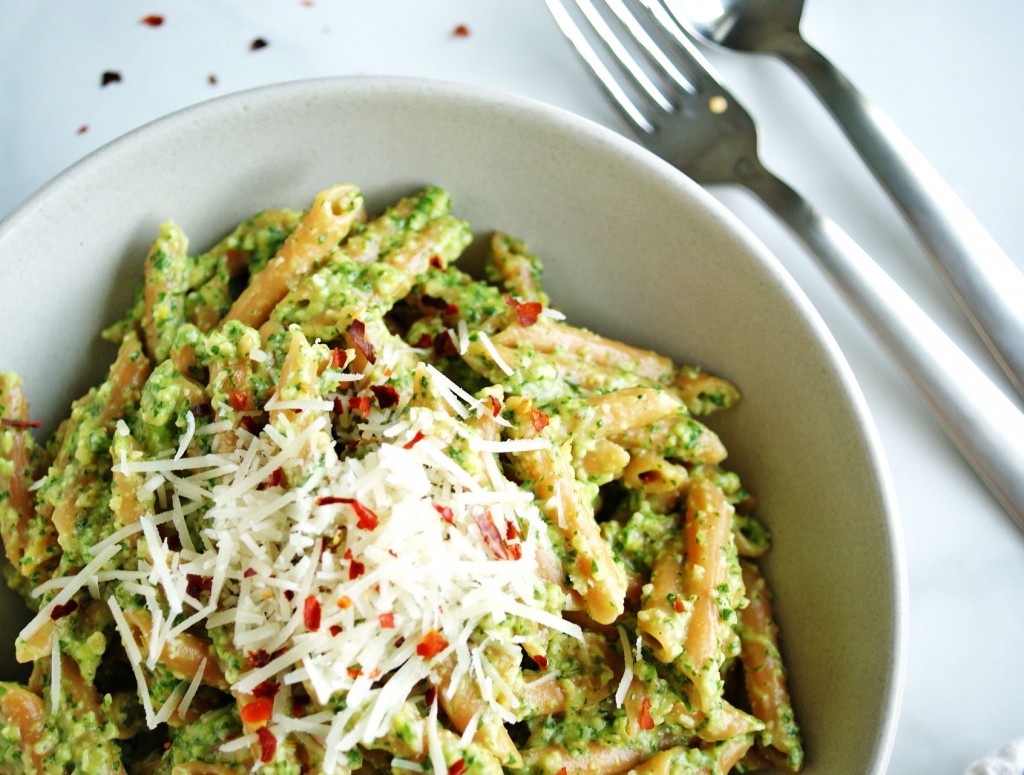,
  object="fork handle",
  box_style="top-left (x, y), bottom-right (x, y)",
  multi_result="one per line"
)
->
top-left (741, 163), bottom-right (1024, 531)
top-left (777, 39), bottom-right (1024, 400)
